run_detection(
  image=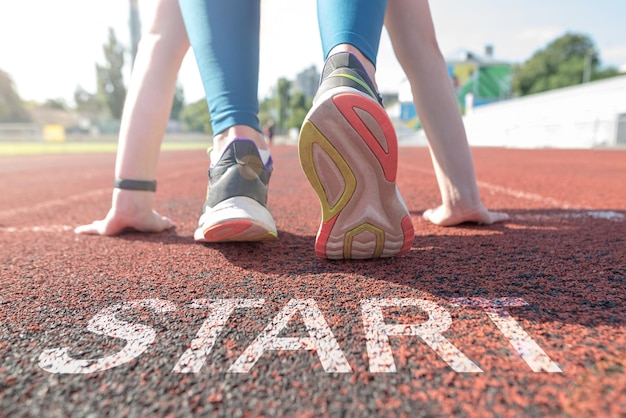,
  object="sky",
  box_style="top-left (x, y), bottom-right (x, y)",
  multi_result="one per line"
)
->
top-left (1, 0), bottom-right (625, 106)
